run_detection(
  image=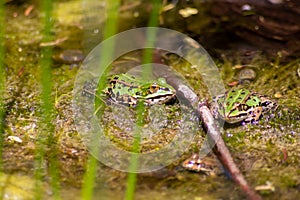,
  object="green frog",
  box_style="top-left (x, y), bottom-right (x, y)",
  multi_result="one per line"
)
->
top-left (183, 88), bottom-right (278, 175)
top-left (102, 73), bottom-right (176, 107)
top-left (210, 88), bottom-right (278, 124)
